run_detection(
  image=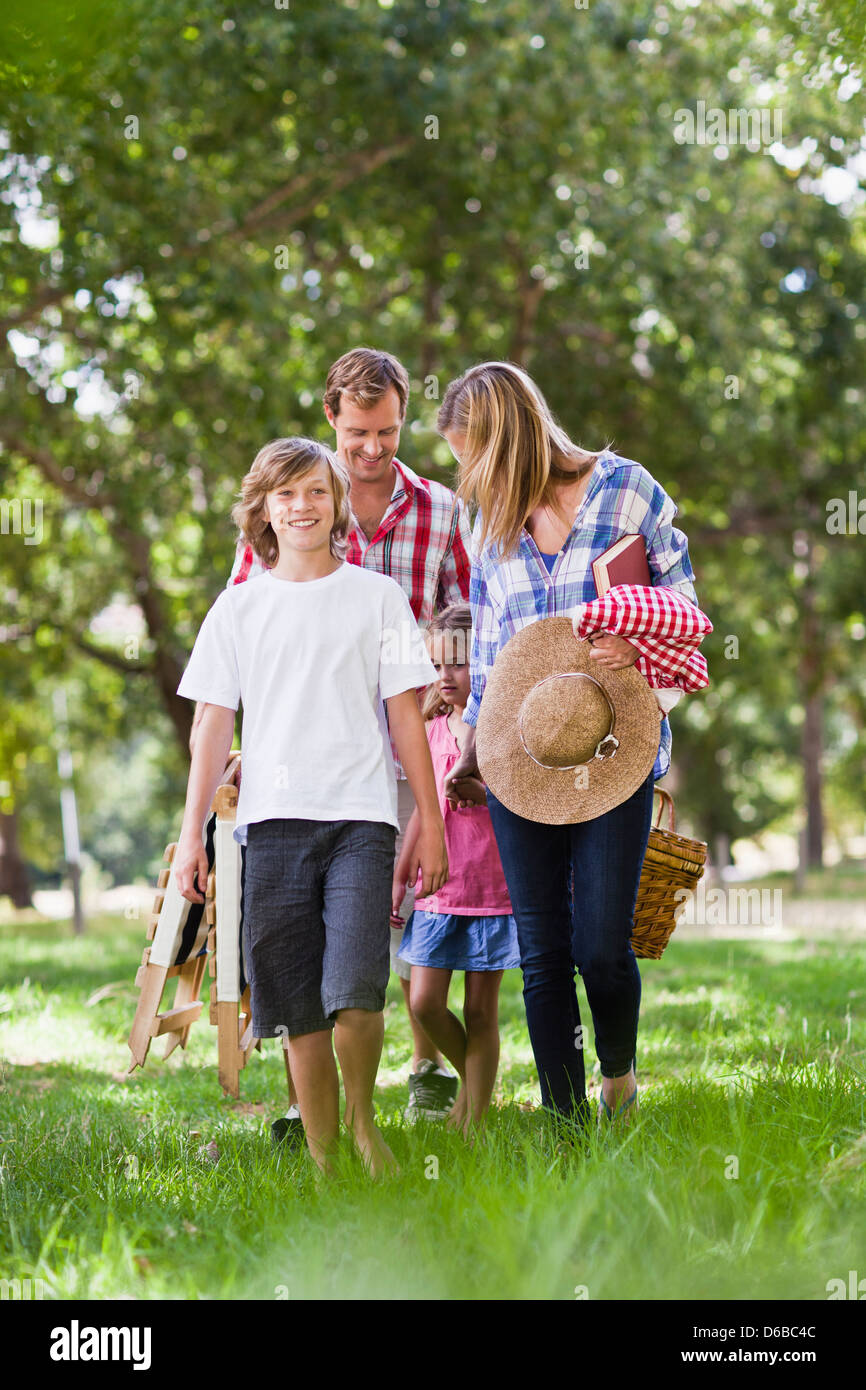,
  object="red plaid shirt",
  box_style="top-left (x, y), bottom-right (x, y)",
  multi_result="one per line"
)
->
top-left (572, 584), bottom-right (712, 691)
